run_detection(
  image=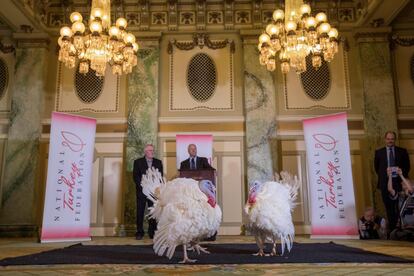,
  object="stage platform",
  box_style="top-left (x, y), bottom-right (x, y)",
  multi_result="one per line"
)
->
top-left (1, 236), bottom-right (414, 274)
